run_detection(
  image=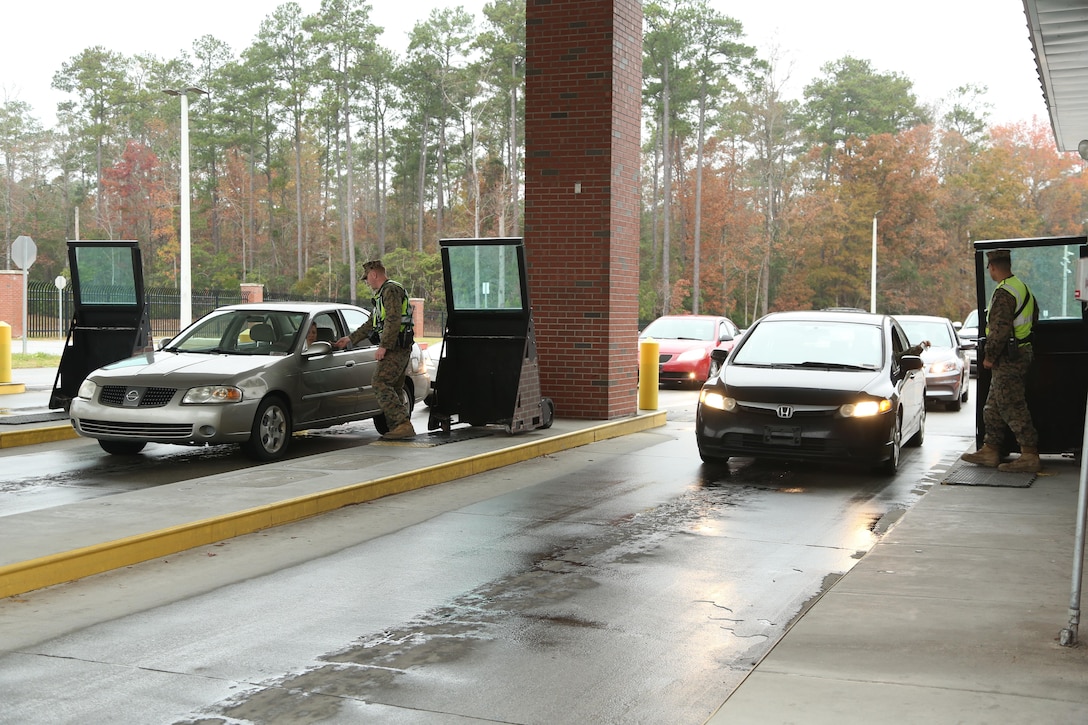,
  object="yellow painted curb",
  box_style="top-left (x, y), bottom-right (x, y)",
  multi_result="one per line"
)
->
top-left (0, 411), bottom-right (667, 599)
top-left (0, 424), bottom-right (79, 449)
